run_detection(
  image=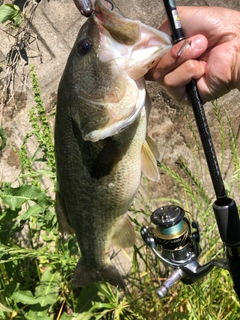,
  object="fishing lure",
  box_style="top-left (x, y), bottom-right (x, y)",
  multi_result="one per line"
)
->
top-left (73, 0), bottom-right (93, 17)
